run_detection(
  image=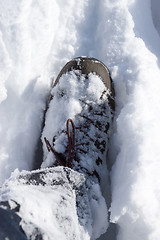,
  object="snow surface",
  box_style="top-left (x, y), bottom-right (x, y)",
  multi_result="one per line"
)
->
top-left (0, 0), bottom-right (160, 239)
